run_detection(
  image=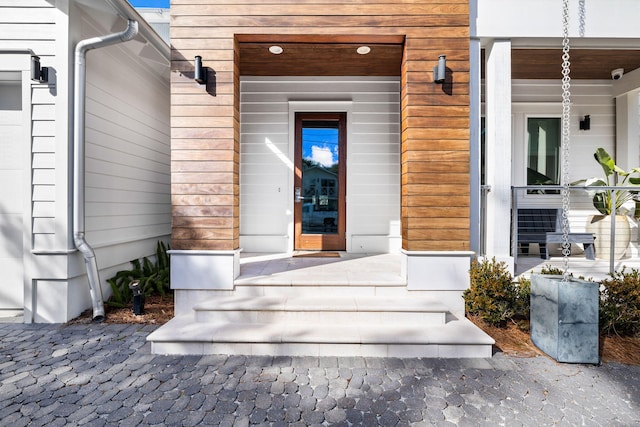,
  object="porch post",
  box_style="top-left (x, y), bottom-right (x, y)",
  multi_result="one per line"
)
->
top-left (484, 39), bottom-right (514, 271)
top-left (614, 89), bottom-right (640, 172)
top-left (469, 38), bottom-right (481, 255)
